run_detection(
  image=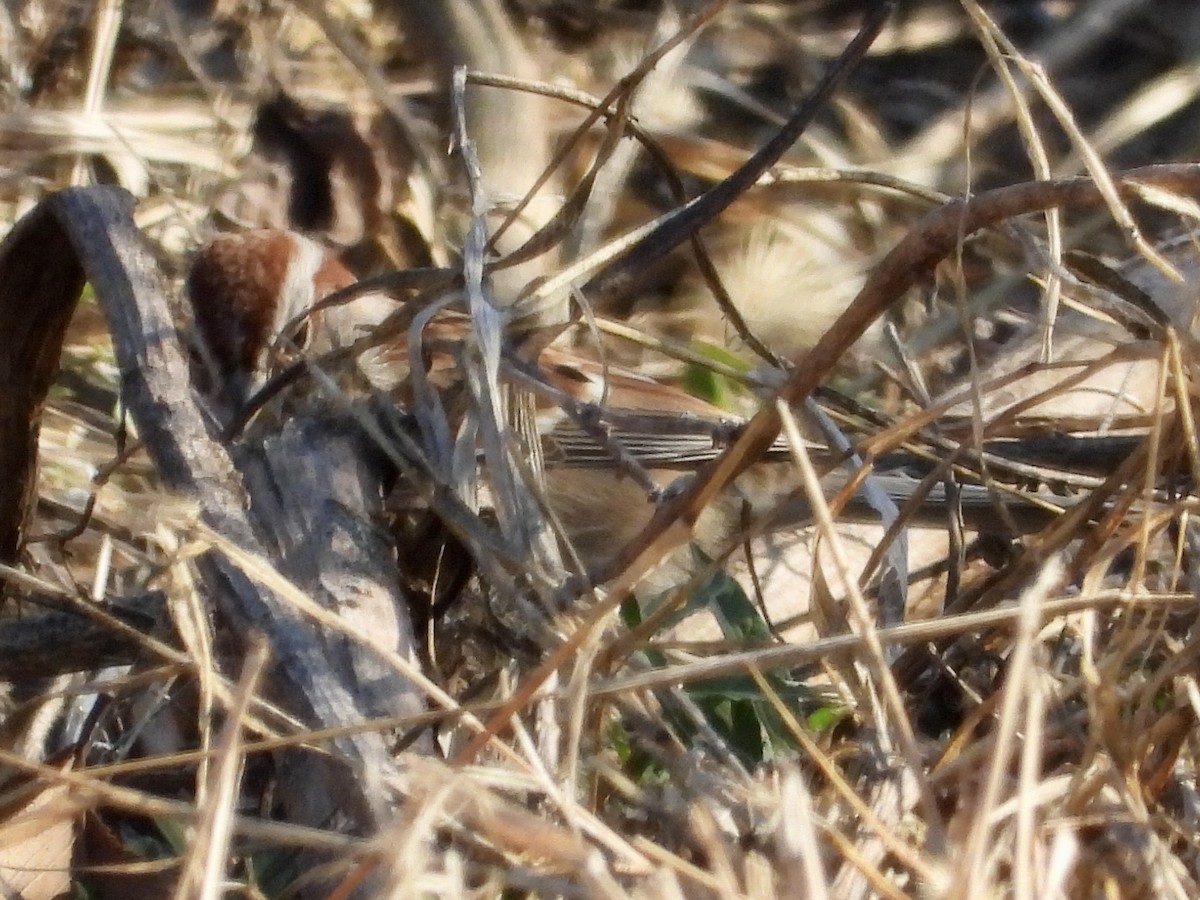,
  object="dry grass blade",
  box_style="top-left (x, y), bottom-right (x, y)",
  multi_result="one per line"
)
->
top-left (1, 186), bottom-right (425, 849)
top-left (583, 1), bottom-right (896, 309)
top-left (9, 3), bottom-right (1200, 896)
top-left (605, 163), bottom-right (1200, 591)
top-left (174, 640), bottom-right (268, 900)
